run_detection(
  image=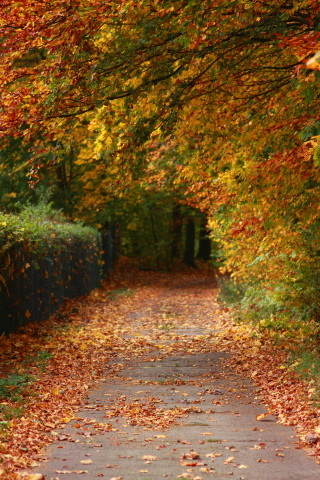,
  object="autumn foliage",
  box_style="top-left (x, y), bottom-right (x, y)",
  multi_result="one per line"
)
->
top-left (0, 2), bottom-right (320, 359)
